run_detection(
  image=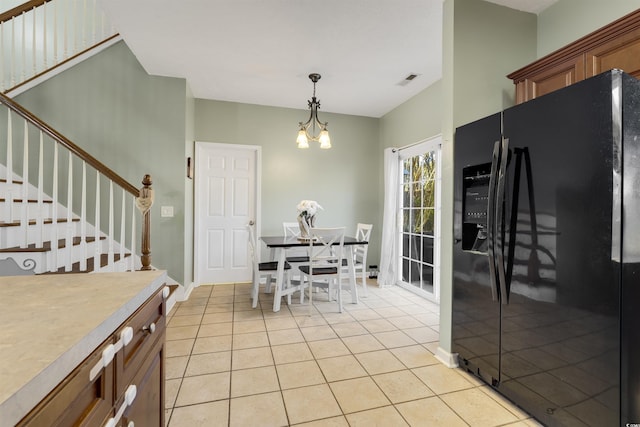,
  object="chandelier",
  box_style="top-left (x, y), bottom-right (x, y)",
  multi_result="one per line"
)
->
top-left (296, 73), bottom-right (331, 149)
